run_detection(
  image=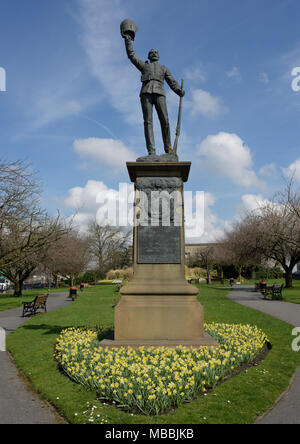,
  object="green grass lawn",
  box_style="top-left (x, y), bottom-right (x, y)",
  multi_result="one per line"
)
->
top-left (282, 281), bottom-right (300, 304)
top-left (6, 283), bottom-right (300, 424)
top-left (1, 280), bottom-right (299, 313)
top-left (0, 288), bottom-right (68, 312)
